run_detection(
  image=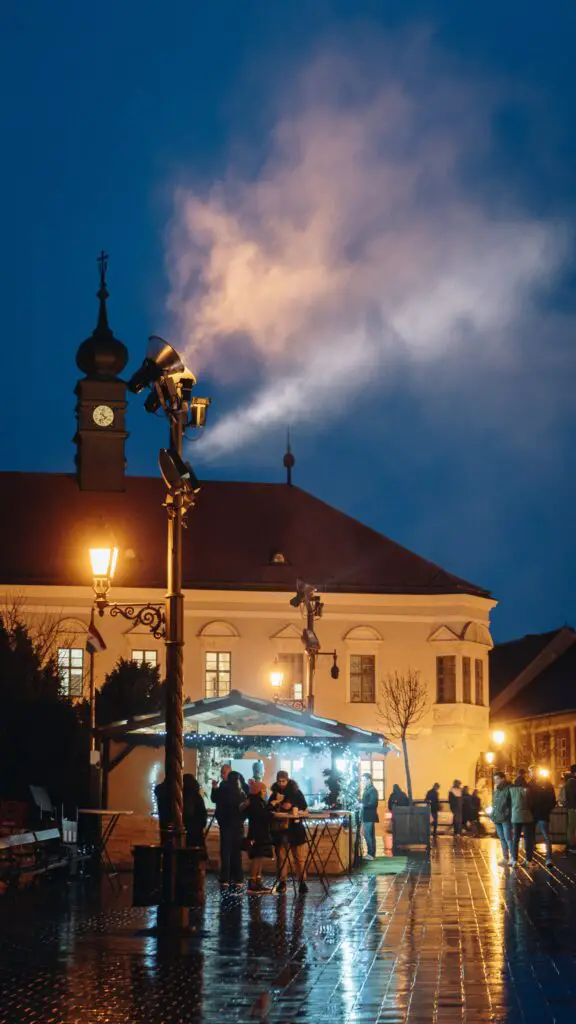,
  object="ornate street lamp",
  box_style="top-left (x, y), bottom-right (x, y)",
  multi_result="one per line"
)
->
top-left (289, 581), bottom-right (339, 713)
top-left (90, 542), bottom-right (166, 639)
